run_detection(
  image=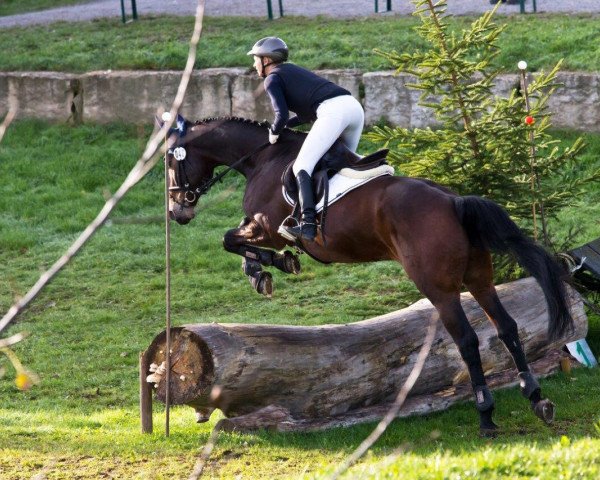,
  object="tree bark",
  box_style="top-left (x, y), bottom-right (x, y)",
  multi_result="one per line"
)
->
top-left (144, 277), bottom-right (586, 431)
